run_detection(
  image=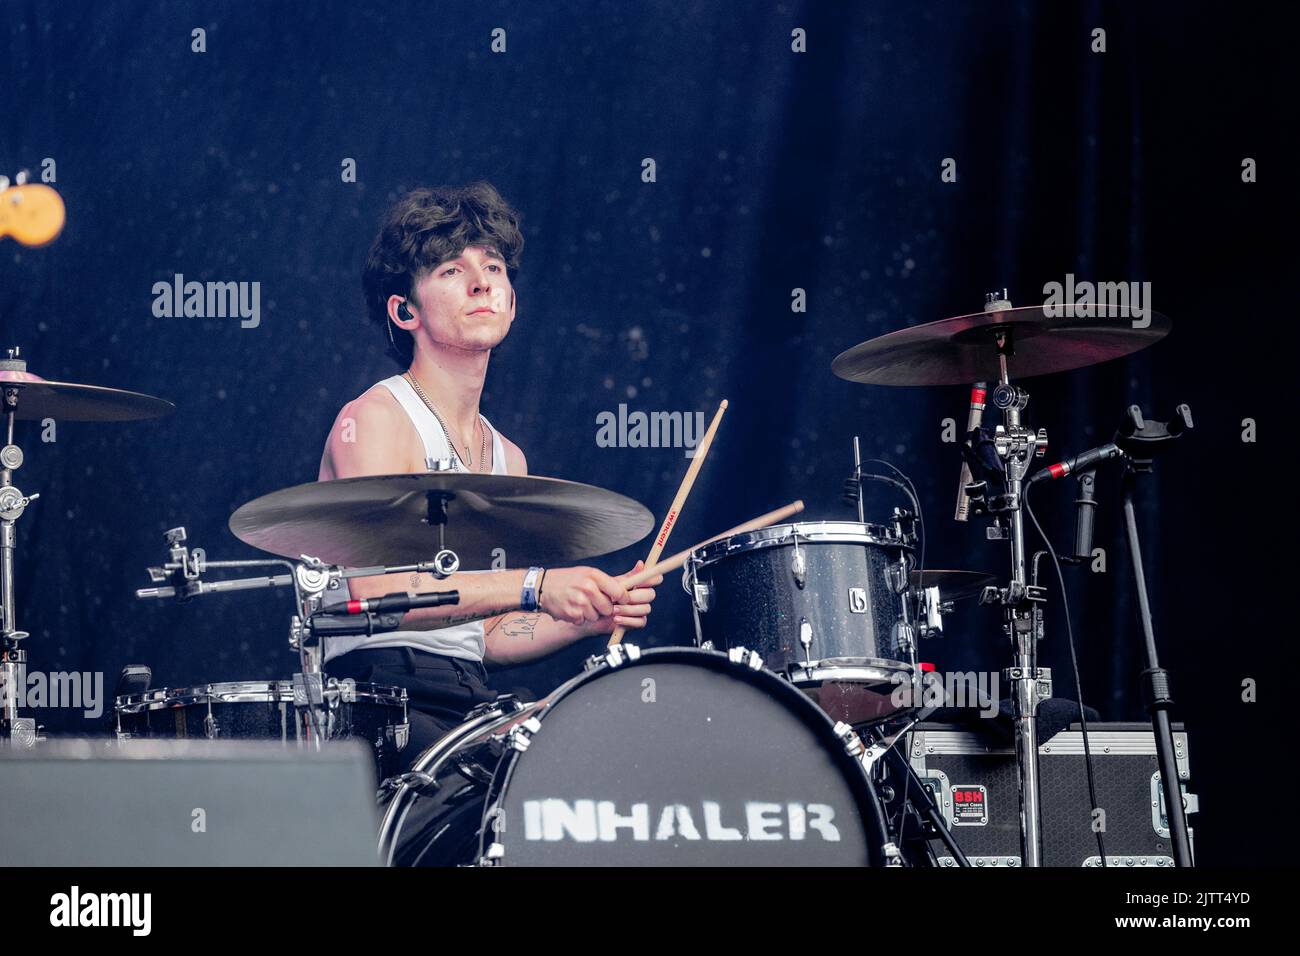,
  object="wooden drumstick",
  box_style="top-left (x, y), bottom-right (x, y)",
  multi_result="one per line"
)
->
top-left (609, 399), bottom-right (729, 646)
top-left (620, 500), bottom-right (805, 591)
